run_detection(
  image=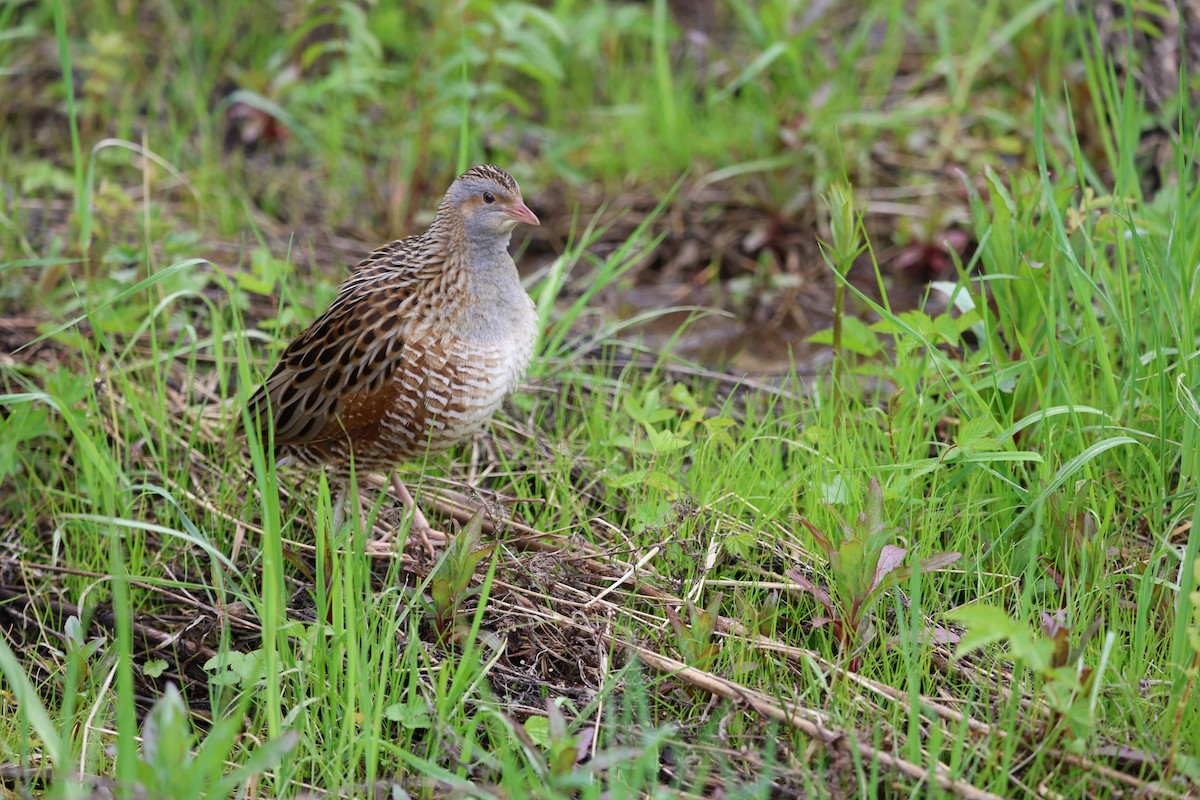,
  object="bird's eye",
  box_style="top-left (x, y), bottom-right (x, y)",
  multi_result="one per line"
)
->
top-left (482, 191), bottom-right (495, 204)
